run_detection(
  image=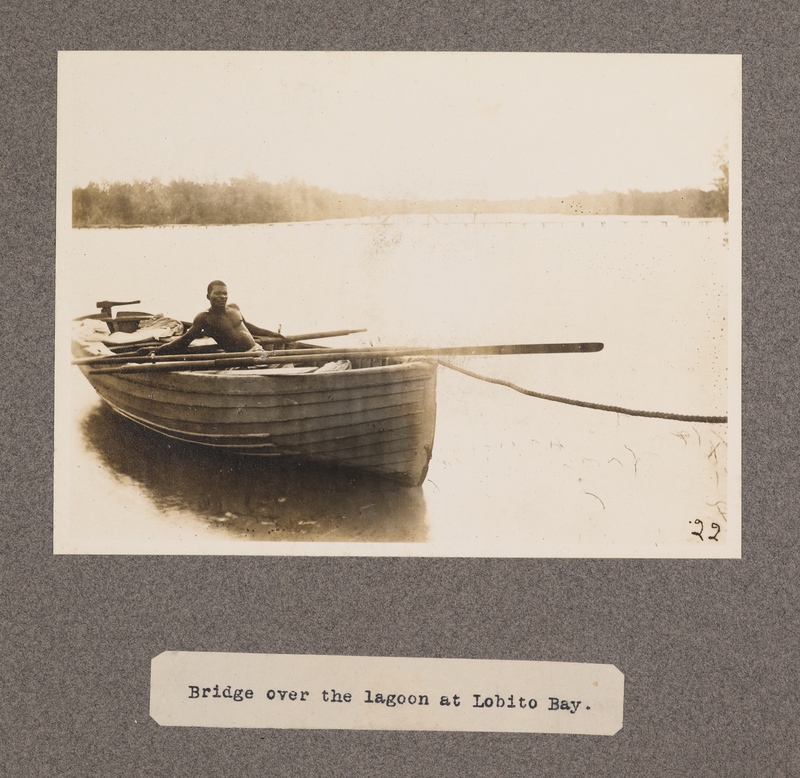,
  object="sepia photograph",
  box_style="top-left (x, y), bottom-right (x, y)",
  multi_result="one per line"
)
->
top-left (54, 51), bottom-right (741, 556)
